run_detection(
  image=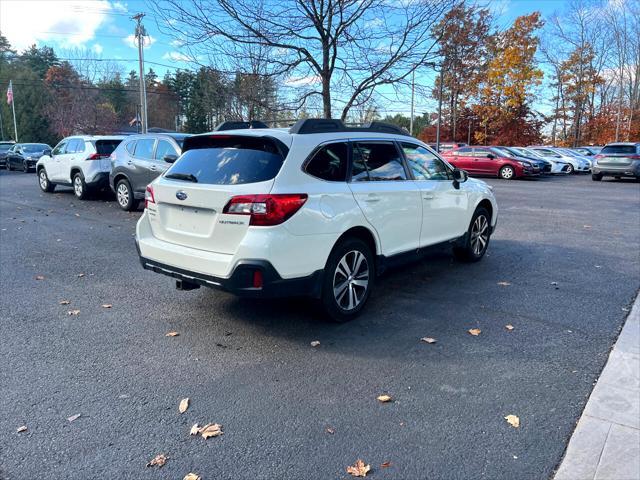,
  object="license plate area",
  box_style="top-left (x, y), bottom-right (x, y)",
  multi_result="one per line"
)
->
top-left (161, 204), bottom-right (216, 236)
